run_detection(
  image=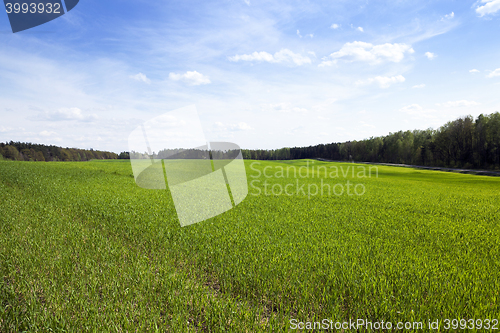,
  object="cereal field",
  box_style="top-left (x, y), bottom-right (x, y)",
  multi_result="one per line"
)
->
top-left (0, 159), bottom-right (499, 331)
